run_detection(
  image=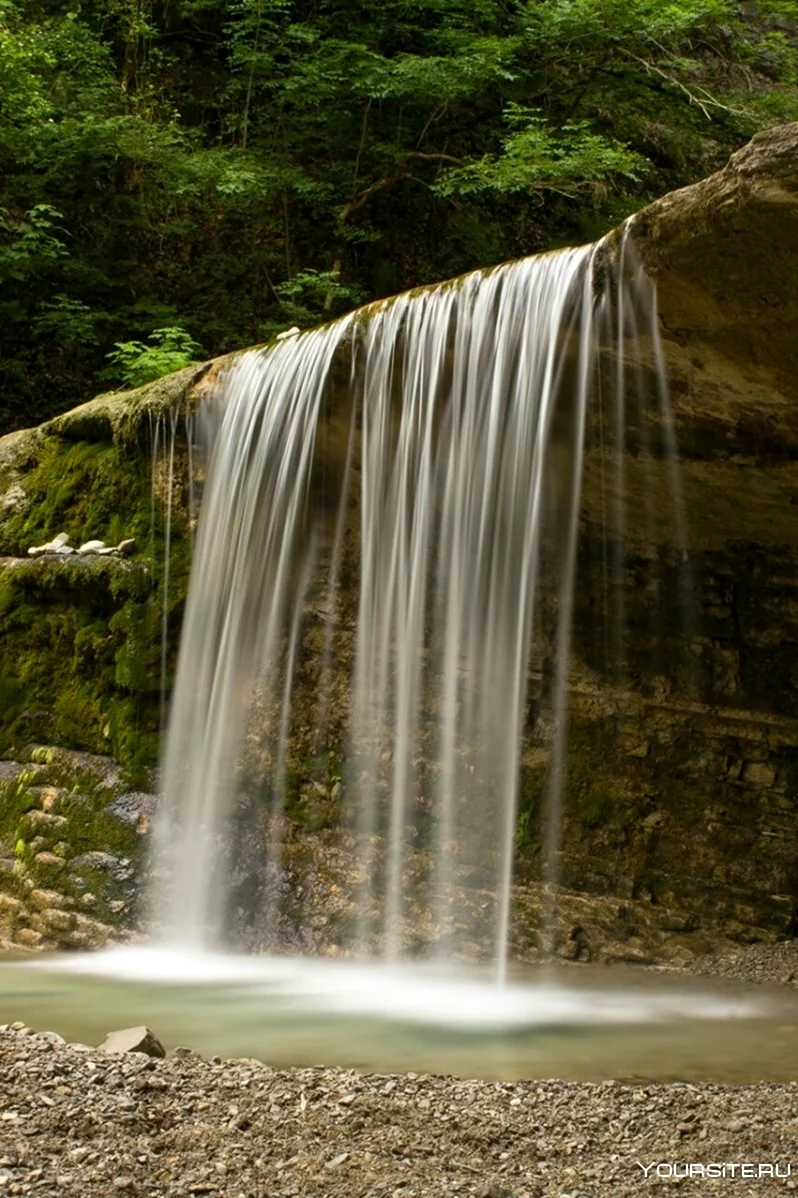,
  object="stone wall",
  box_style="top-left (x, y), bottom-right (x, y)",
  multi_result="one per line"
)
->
top-left (0, 748), bottom-right (152, 952)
